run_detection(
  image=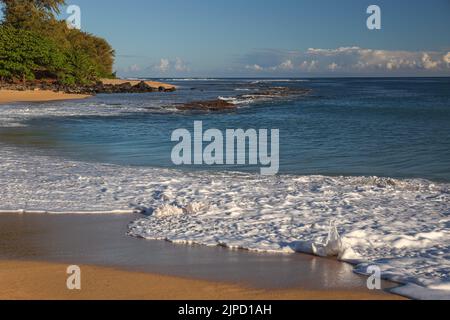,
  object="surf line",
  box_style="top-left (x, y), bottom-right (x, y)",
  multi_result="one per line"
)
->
top-left (0, 209), bottom-right (135, 215)
top-left (171, 121), bottom-right (280, 175)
